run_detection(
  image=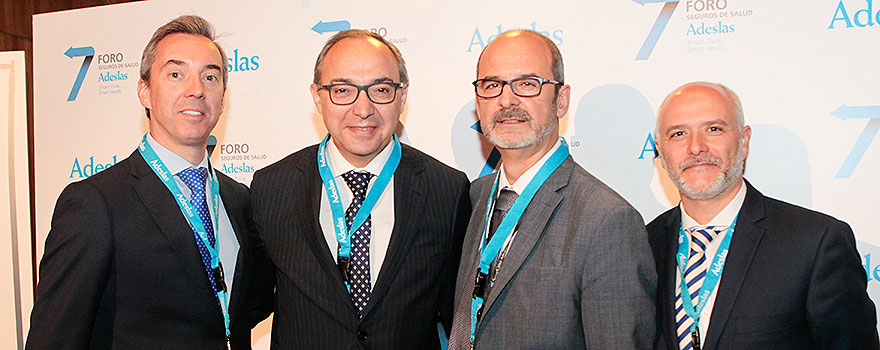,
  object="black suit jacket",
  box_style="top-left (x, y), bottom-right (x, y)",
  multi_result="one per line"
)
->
top-left (648, 181), bottom-right (879, 350)
top-left (26, 150), bottom-right (272, 350)
top-left (251, 144), bottom-right (470, 349)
